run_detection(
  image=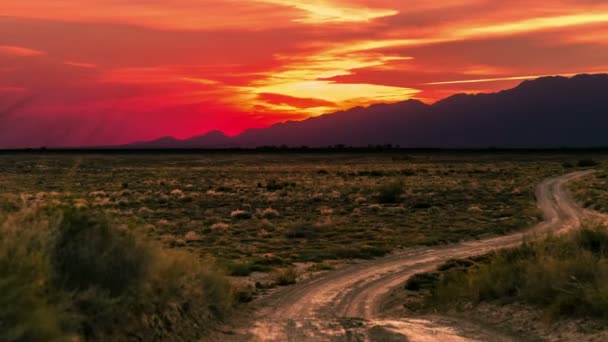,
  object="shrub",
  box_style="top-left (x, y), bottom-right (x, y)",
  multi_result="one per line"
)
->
top-left (184, 230), bottom-right (201, 241)
top-left (170, 189), bottom-right (184, 198)
top-left (259, 207), bottom-right (280, 219)
top-left (53, 208), bottom-right (150, 295)
top-left (273, 267), bottom-right (297, 286)
top-left (224, 259), bottom-right (271, 276)
top-left (404, 272), bottom-right (440, 291)
top-left (368, 204), bottom-right (382, 212)
top-left (0, 208), bottom-right (67, 342)
top-left (377, 181), bottom-right (404, 203)
top-left (413, 202), bottom-right (432, 209)
top-left (320, 207), bottom-right (334, 215)
top-left (577, 159), bottom-right (600, 167)
top-left (230, 209), bottom-right (252, 220)
top-left (233, 284), bottom-right (255, 303)
top-left (211, 222), bottom-right (230, 231)
top-left (575, 228), bottom-right (608, 256)
top-left (0, 206), bottom-right (234, 341)
top-left (425, 228), bottom-right (608, 320)
top-left (265, 179), bottom-right (296, 191)
top-left (562, 161), bottom-right (574, 168)
top-left (285, 222), bottom-right (320, 239)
